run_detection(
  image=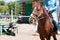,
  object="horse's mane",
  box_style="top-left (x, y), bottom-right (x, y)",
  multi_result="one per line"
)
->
top-left (41, 6), bottom-right (51, 19)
